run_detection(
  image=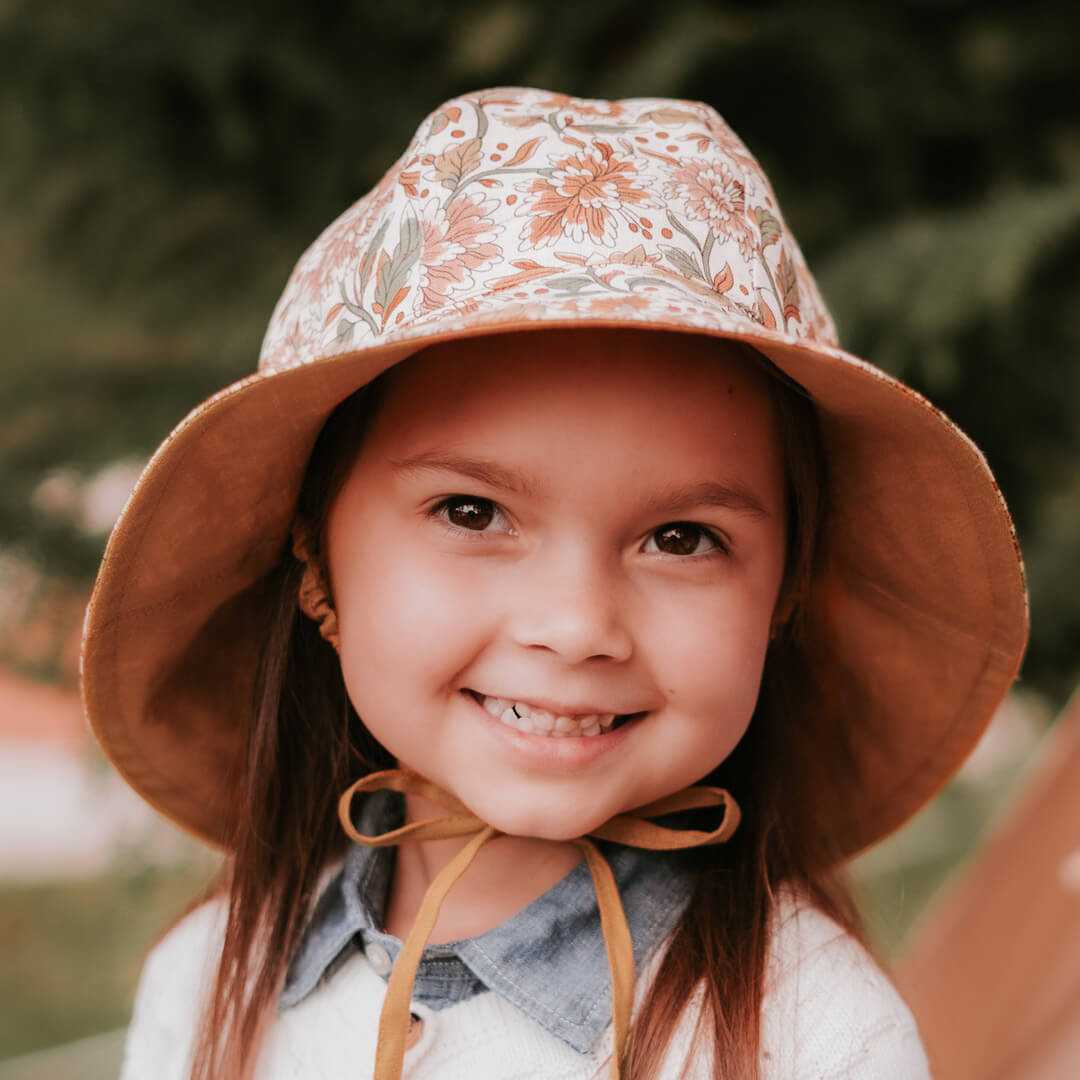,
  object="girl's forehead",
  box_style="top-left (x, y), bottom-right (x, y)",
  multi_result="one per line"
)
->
top-left (353, 330), bottom-right (786, 507)
top-left (374, 329), bottom-right (776, 431)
